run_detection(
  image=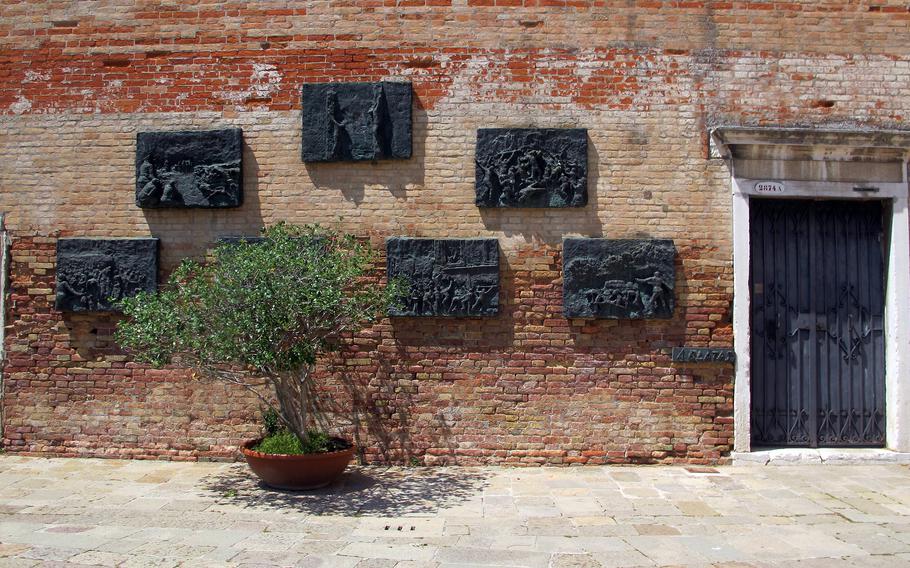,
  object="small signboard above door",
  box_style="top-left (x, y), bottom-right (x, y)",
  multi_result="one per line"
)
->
top-left (754, 181), bottom-right (785, 194)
